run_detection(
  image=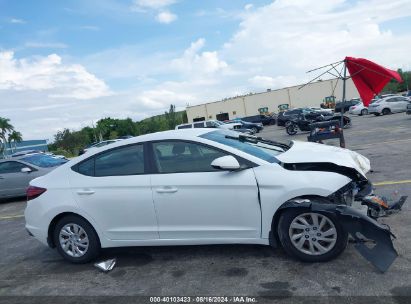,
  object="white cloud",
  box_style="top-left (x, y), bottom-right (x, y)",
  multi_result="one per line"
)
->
top-left (0, 51), bottom-right (111, 99)
top-left (156, 11), bottom-right (177, 24)
top-left (25, 42), bottom-right (68, 49)
top-left (10, 18), bottom-right (26, 24)
top-left (132, 0), bottom-right (177, 10)
top-left (171, 38), bottom-right (228, 75)
top-left (244, 4), bottom-right (253, 10)
top-left (249, 75), bottom-right (298, 89)
top-left (131, 0), bottom-right (178, 23)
